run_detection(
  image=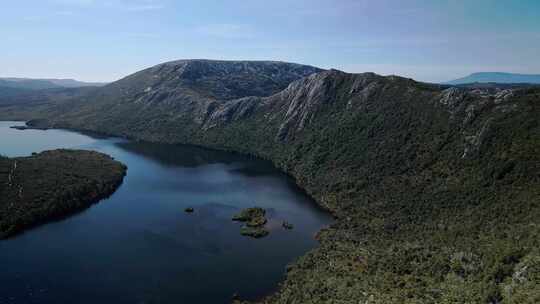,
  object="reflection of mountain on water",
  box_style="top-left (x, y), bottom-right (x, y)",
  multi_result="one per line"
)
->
top-left (114, 140), bottom-right (278, 177)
